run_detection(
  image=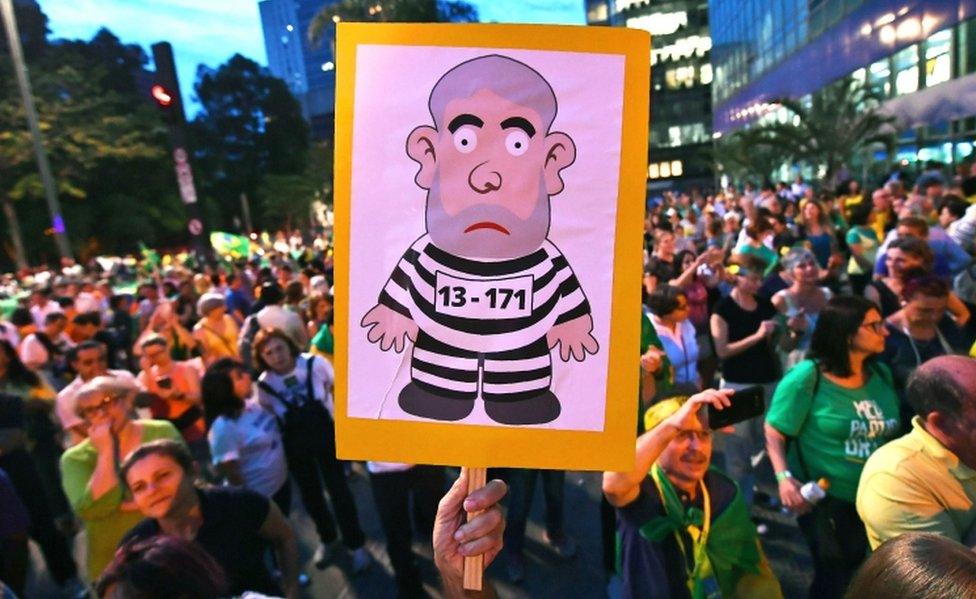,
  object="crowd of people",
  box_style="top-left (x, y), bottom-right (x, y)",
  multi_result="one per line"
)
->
top-left (1, 163), bottom-right (976, 599)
